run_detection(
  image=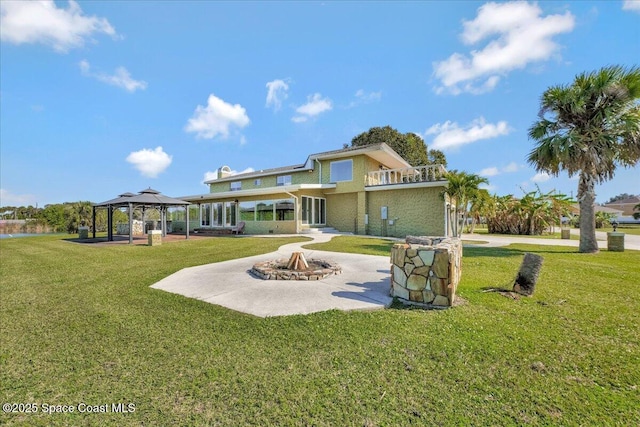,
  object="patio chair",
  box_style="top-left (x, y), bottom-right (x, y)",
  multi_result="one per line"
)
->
top-left (232, 221), bottom-right (245, 235)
